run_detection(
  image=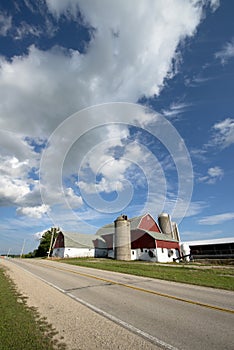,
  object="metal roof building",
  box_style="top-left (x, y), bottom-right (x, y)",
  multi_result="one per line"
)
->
top-left (184, 237), bottom-right (234, 259)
